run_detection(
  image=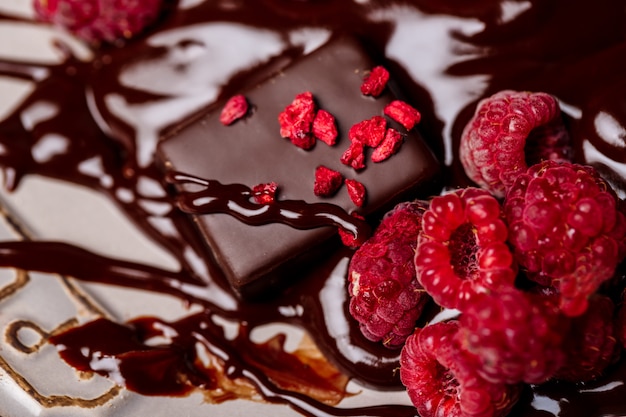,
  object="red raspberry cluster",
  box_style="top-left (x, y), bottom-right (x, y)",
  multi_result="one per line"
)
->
top-left (347, 90), bottom-right (626, 417)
